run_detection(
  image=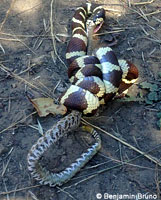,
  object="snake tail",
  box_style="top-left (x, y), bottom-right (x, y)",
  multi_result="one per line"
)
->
top-left (27, 111), bottom-right (101, 186)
